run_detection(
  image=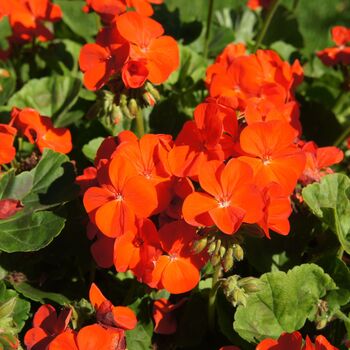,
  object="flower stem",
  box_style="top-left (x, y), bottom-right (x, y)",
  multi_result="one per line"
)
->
top-left (253, 0), bottom-right (281, 51)
top-left (135, 108), bottom-right (145, 138)
top-left (208, 265), bottom-right (221, 332)
top-left (203, 0), bottom-right (215, 59)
